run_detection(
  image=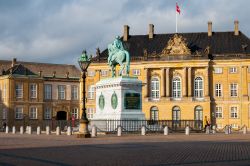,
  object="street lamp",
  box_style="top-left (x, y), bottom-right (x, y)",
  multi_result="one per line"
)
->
top-left (77, 50), bottom-right (91, 138)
